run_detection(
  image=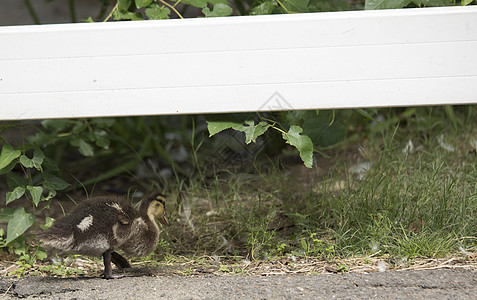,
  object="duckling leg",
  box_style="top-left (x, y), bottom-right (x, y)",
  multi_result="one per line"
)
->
top-left (111, 251), bottom-right (131, 270)
top-left (102, 251), bottom-right (114, 279)
top-left (101, 251), bottom-right (132, 279)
